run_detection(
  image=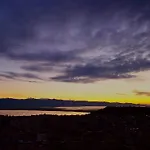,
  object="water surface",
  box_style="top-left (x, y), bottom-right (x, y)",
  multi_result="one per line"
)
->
top-left (0, 110), bottom-right (89, 116)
